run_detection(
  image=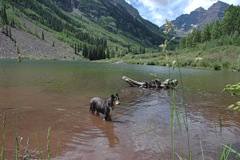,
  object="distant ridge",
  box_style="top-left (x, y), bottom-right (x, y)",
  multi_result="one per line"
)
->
top-left (163, 1), bottom-right (229, 36)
